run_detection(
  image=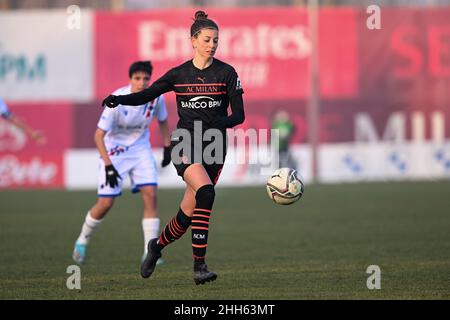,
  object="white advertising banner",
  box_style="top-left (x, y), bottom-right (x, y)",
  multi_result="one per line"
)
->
top-left (64, 141), bottom-right (450, 190)
top-left (319, 142), bottom-right (450, 183)
top-left (0, 10), bottom-right (93, 102)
